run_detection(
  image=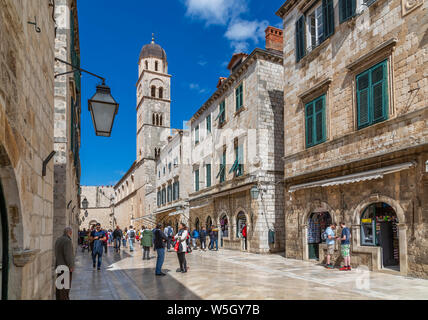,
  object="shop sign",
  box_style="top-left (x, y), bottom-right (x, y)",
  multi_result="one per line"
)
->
top-left (362, 218), bottom-right (372, 223)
